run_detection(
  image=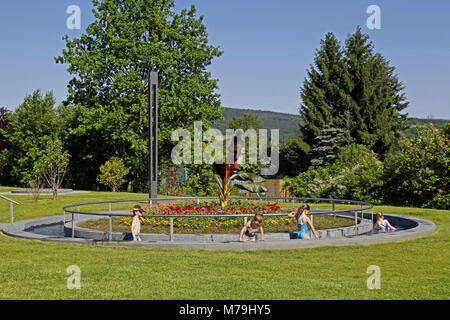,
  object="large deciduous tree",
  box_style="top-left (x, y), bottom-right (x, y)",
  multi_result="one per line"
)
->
top-left (2, 90), bottom-right (58, 185)
top-left (56, 0), bottom-right (223, 191)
